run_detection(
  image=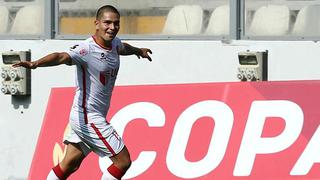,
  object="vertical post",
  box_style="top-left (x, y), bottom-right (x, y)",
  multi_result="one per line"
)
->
top-left (230, 0), bottom-right (244, 39)
top-left (44, 0), bottom-right (56, 39)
